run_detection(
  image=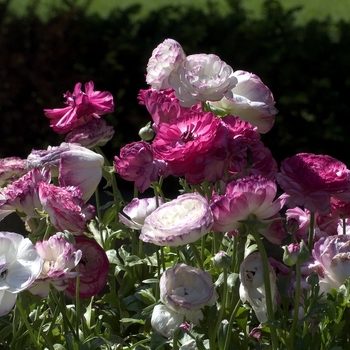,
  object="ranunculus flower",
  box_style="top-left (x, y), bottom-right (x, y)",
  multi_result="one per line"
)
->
top-left (151, 263), bottom-right (218, 337)
top-left (210, 175), bottom-right (287, 244)
top-left (0, 231), bottom-right (43, 316)
top-left (38, 182), bottom-right (95, 235)
top-left (152, 111), bottom-right (229, 185)
top-left (65, 118), bottom-right (115, 148)
top-left (312, 235), bottom-right (350, 294)
top-left (140, 193), bottom-right (213, 246)
top-left (169, 53), bottom-right (238, 107)
top-left (29, 233), bottom-right (82, 297)
top-left (209, 70), bottom-right (277, 133)
top-left (146, 38), bottom-right (186, 90)
top-left (0, 157), bottom-right (27, 186)
top-left (276, 153), bottom-right (350, 215)
top-left (64, 236), bottom-right (109, 299)
top-left (285, 207), bottom-right (311, 241)
top-left (44, 81), bottom-right (114, 134)
top-left (119, 197), bottom-right (163, 230)
top-left (114, 141), bottom-right (166, 193)
top-left (239, 252), bottom-right (277, 323)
